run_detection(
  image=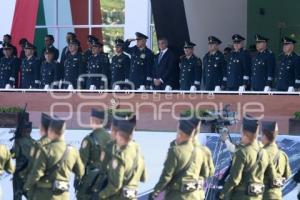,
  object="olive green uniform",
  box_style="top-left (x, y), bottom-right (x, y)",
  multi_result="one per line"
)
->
top-left (0, 144), bottom-right (14, 174)
top-left (263, 142), bottom-right (291, 200)
top-left (97, 141), bottom-right (146, 199)
top-left (220, 140), bottom-right (276, 200)
top-left (77, 128), bottom-right (111, 200)
top-left (23, 138), bottom-right (85, 200)
top-left (154, 140), bottom-right (208, 200)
